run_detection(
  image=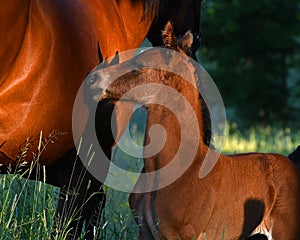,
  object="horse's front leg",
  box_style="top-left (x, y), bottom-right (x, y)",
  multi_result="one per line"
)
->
top-left (47, 148), bottom-right (105, 240)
